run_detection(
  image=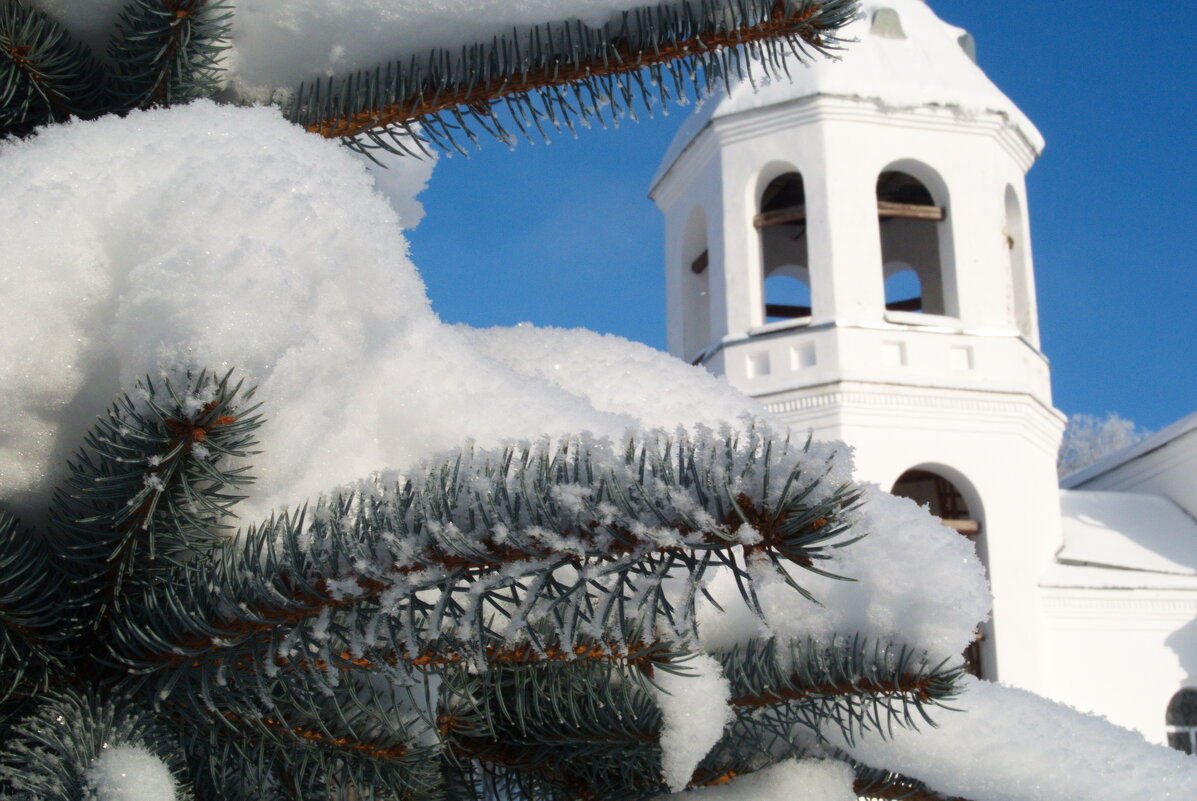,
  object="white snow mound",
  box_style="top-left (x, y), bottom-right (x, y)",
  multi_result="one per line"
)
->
top-left (664, 758), bottom-right (857, 801)
top-left (86, 744), bottom-right (178, 801)
top-left (833, 676), bottom-right (1197, 801)
top-left (653, 654), bottom-right (734, 791)
top-left (0, 101), bottom-right (767, 524)
top-left (698, 486), bottom-right (992, 663)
